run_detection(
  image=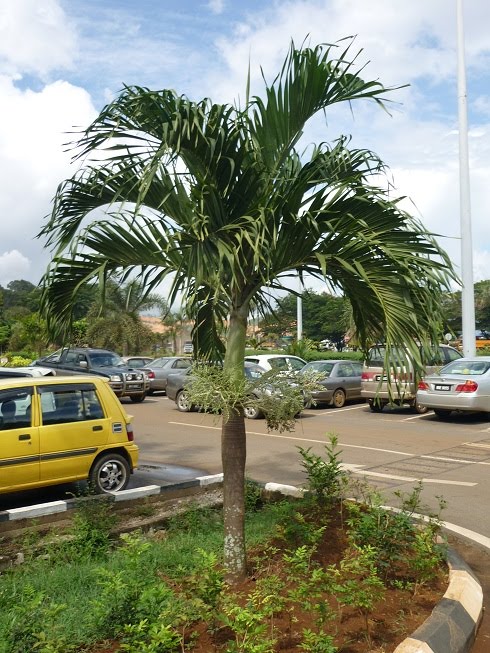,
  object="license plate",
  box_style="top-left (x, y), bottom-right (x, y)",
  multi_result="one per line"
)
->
top-left (434, 384), bottom-right (450, 391)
